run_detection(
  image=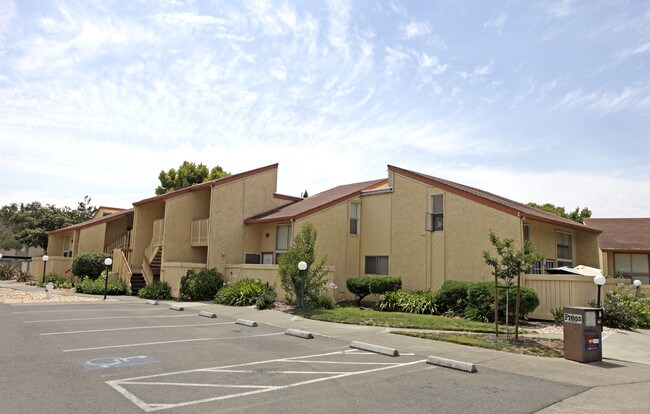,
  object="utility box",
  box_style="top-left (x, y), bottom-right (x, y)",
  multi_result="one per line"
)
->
top-left (563, 306), bottom-right (603, 363)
